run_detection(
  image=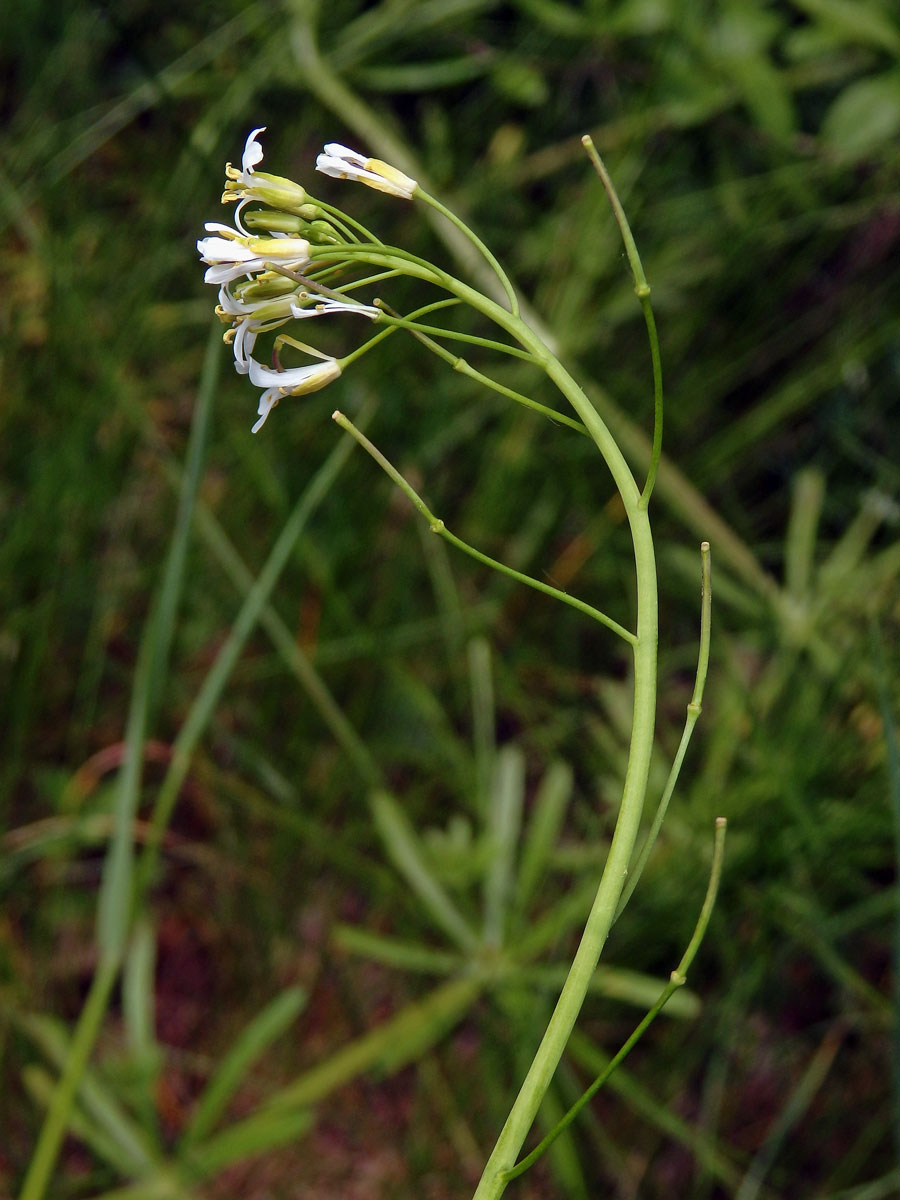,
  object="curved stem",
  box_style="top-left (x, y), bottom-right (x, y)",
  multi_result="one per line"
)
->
top-left (472, 526), bottom-right (656, 1200)
top-left (296, 15), bottom-right (776, 602)
top-left (371, 306), bottom-right (536, 361)
top-left (332, 412), bottom-right (637, 646)
top-left (615, 540), bottom-right (711, 919)
top-left (304, 179), bottom-right (660, 1200)
top-left (581, 137), bottom-right (663, 506)
top-left (417, 187), bottom-right (519, 317)
top-left (452, 358), bottom-right (588, 437)
top-left (311, 240), bottom-right (449, 288)
top-left (310, 195), bottom-right (378, 244)
top-left (370, 299), bottom-right (588, 436)
top-left (339, 297), bottom-right (463, 366)
top-left (505, 816), bottom-right (727, 1181)
top-left (445, 292), bottom-right (660, 1200)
